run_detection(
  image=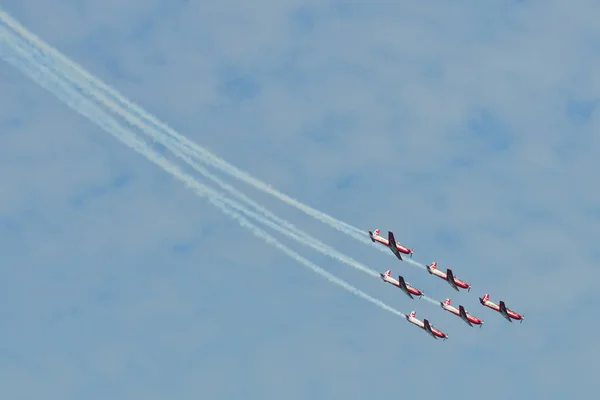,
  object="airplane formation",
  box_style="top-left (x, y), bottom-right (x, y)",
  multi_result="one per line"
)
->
top-left (369, 229), bottom-right (524, 340)
top-left (0, 8), bottom-right (523, 347)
